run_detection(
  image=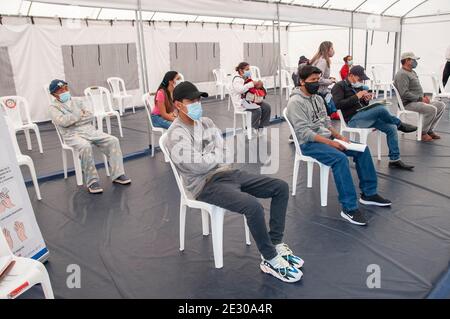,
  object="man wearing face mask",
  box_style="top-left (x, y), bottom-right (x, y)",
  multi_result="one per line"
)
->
top-left (394, 52), bottom-right (446, 142)
top-left (332, 65), bottom-right (417, 170)
top-left (48, 79), bottom-right (131, 194)
top-left (165, 81), bottom-right (304, 283)
top-left (287, 65), bottom-right (392, 226)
